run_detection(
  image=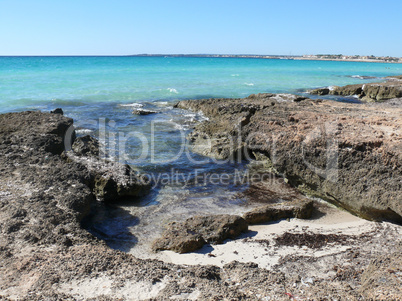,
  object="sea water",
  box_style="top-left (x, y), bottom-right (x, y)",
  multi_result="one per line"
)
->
top-left (1, 56), bottom-right (401, 254)
top-left (2, 56), bottom-right (402, 113)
